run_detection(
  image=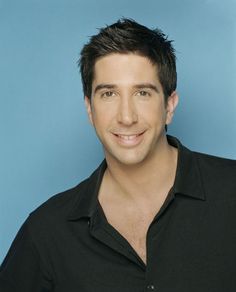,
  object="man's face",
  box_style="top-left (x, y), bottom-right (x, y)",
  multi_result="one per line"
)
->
top-left (85, 53), bottom-right (178, 166)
